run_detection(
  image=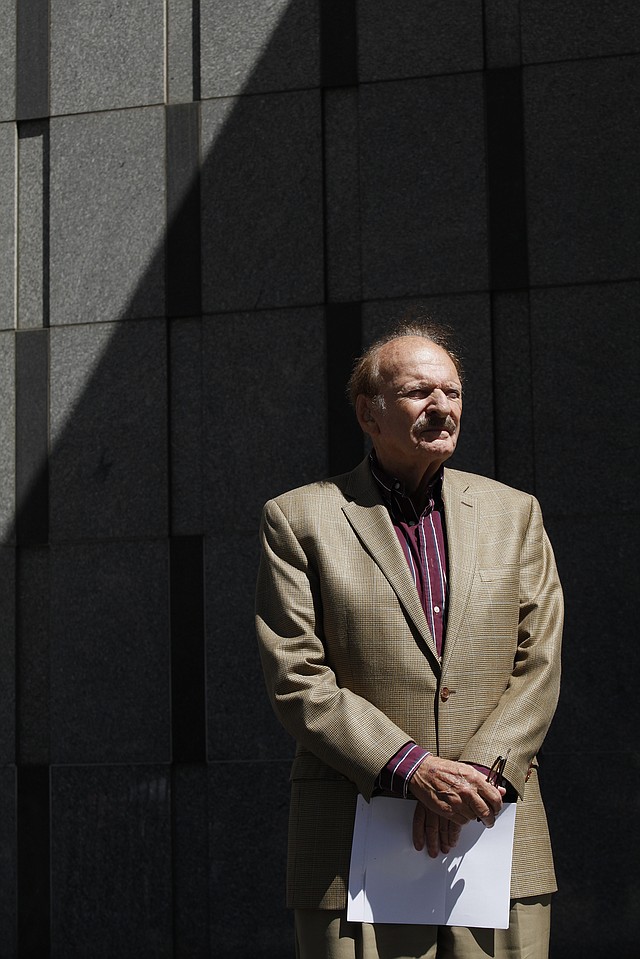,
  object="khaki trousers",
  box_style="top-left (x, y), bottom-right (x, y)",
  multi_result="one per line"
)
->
top-left (295, 897), bottom-right (552, 959)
